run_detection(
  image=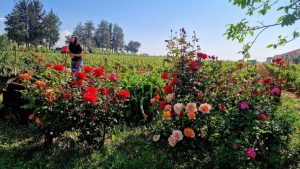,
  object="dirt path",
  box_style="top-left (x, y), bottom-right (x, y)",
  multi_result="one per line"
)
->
top-left (256, 63), bottom-right (270, 77)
